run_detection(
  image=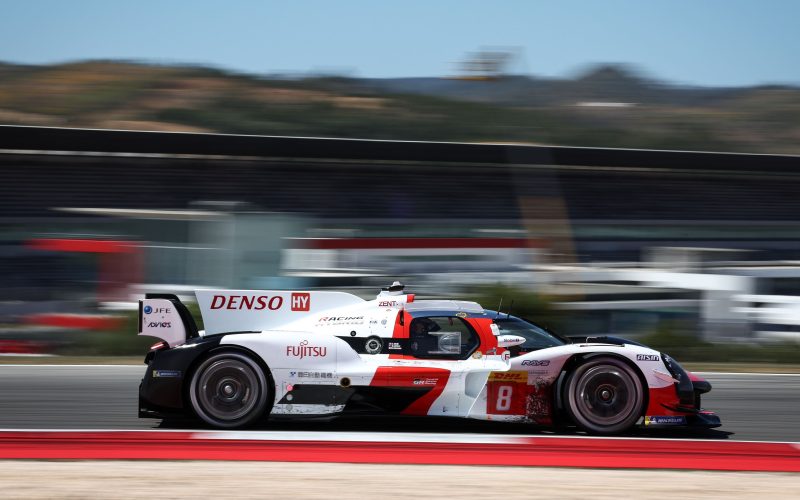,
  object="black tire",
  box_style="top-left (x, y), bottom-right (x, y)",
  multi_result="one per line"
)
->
top-left (188, 351), bottom-right (271, 429)
top-left (564, 356), bottom-right (644, 435)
